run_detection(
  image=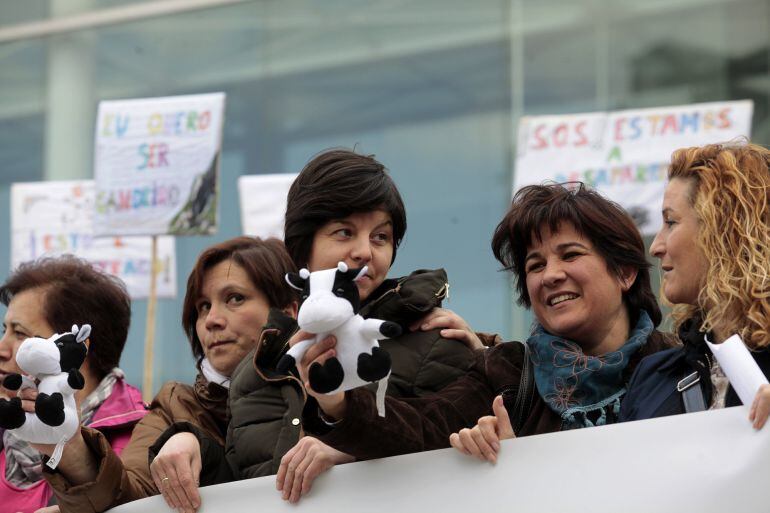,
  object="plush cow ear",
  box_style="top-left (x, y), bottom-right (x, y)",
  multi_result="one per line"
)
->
top-left (285, 271), bottom-right (307, 291)
top-left (75, 324), bottom-right (91, 343)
